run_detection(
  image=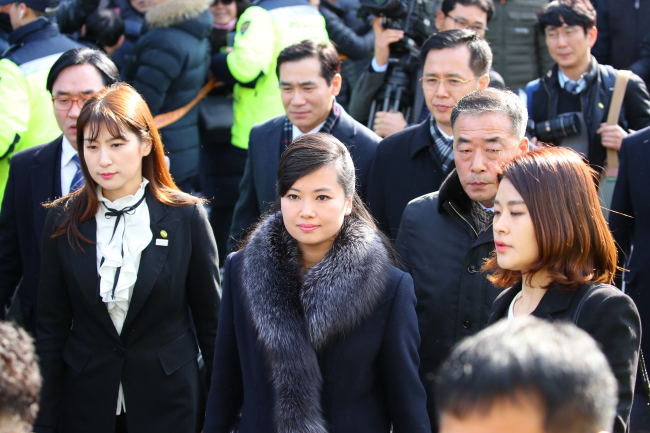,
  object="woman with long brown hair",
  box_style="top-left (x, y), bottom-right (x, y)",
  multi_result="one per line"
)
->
top-left (34, 83), bottom-right (220, 433)
top-left (485, 147), bottom-right (641, 433)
